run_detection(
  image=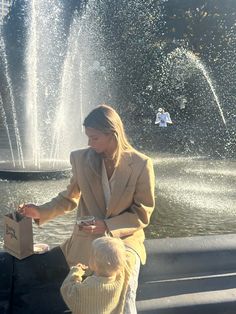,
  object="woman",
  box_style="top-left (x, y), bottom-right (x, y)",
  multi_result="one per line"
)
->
top-left (3, 104), bottom-right (155, 313)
